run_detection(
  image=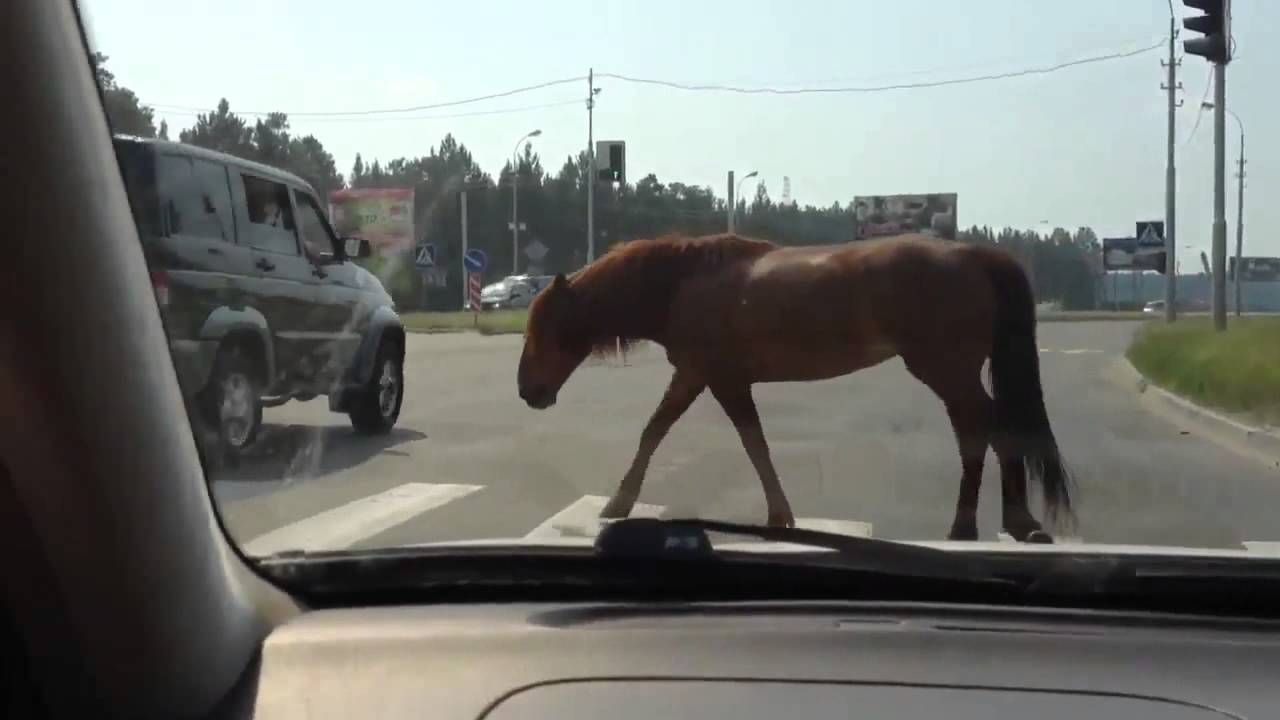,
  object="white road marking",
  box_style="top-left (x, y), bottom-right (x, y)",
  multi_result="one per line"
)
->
top-left (795, 517), bottom-right (874, 537)
top-left (525, 494), bottom-right (666, 539)
top-left (1060, 348), bottom-right (1104, 355)
top-left (997, 531), bottom-right (1082, 544)
top-left (1242, 541), bottom-right (1280, 556)
top-left (242, 482), bottom-right (483, 555)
